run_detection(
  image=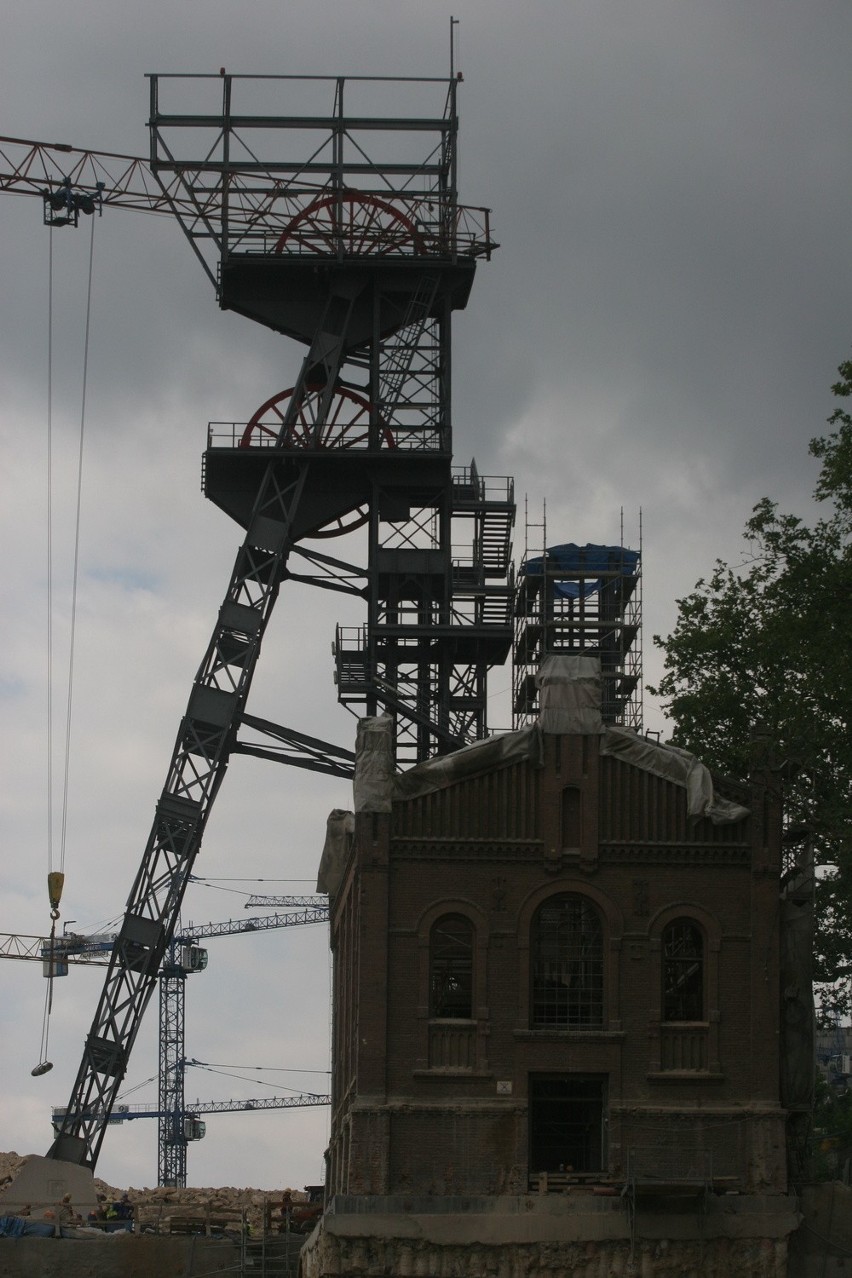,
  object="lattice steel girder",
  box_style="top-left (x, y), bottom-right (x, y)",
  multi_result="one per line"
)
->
top-left (243, 894), bottom-right (329, 909)
top-left (185, 1092), bottom-right (331, 1115)
top-left (158, 960), bottom-right (187, 1186)
top-left (178, 908), bottom-right (330, 940)
top-left (0, 134), bottom-right (189, 215)
top-left (144, 75), bottom-right (495, 297)
top-left (0, 932), bottom-right (109, 962)
top-left (148, 96), bottom-right (458, 189)
top-left (48, 292), bottom-right (358, 1170)
top-left (157, 906), bottom-right (331, 1186)
top-left (149, 78), bottom-right (477, 226)
top-left (234, 714), bottom-right (356, 779)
